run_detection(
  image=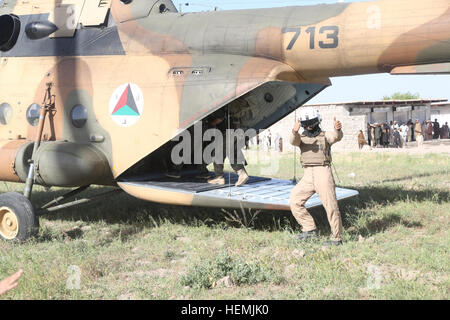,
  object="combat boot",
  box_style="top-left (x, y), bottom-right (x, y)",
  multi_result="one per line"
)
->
top-left (165, 170), bottom-right (181, 179)
top-left (296, 230), bottom-right (318, 241)
top-left (235, 169), bottom-right (249, 187)
top-left (196, 165), bottom-right (212, 179)
top-left (208, 175), bottom-right (225, 185)
top-left (323, 240), bottom-right (343, 247)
